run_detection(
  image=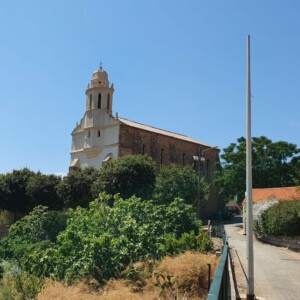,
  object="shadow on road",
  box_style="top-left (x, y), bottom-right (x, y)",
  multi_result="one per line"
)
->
top-left (222, 215), bottom-right (243, 226)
